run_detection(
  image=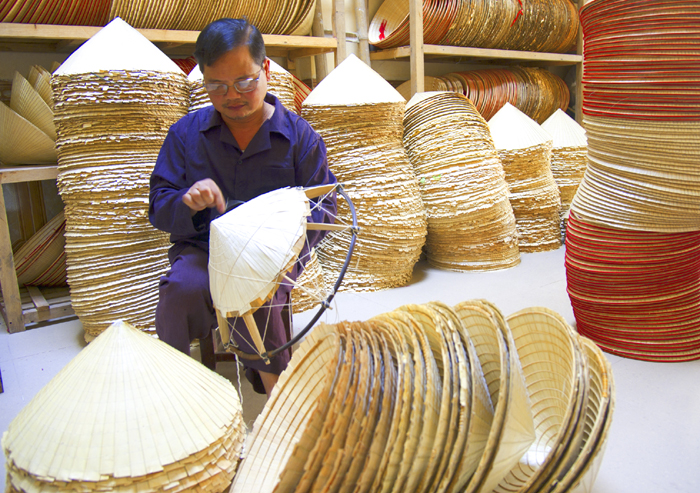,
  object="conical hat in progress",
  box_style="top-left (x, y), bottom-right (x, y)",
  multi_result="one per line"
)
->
top-left (489, 103), bottom-right (554, 151)
top-left (303, 54), bottom-right (406, 106)
top-left (10, 71), bottom-right (56, 140)
top-left (54, 17), bottom-right (183, 76)
top-left (541, 109), bottom-right (587, 149)
top-left (3, 320), bottom-right (246, 491)
top-left (0, 101), bottom-right (56, 165)
top-left (209, 187), bottom-right (310, 316)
